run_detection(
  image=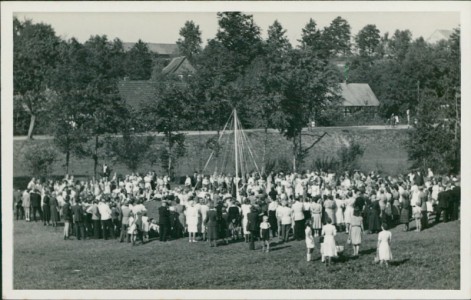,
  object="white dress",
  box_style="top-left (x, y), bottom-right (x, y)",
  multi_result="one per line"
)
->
top-left (321, 224), bottom-right (337, 257)
top-left (344, 197), bottom-right (355, 224)
top-left (305, 227), bottom-right (315, 249)
top-left (378, 230), bottom-right (393, 261)
top-left (185, 206), bottom-right (199, 233)
top-left (335, 199), bottom-right (345, 224)
top-left (241, 204), bottom-right (252, 234)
